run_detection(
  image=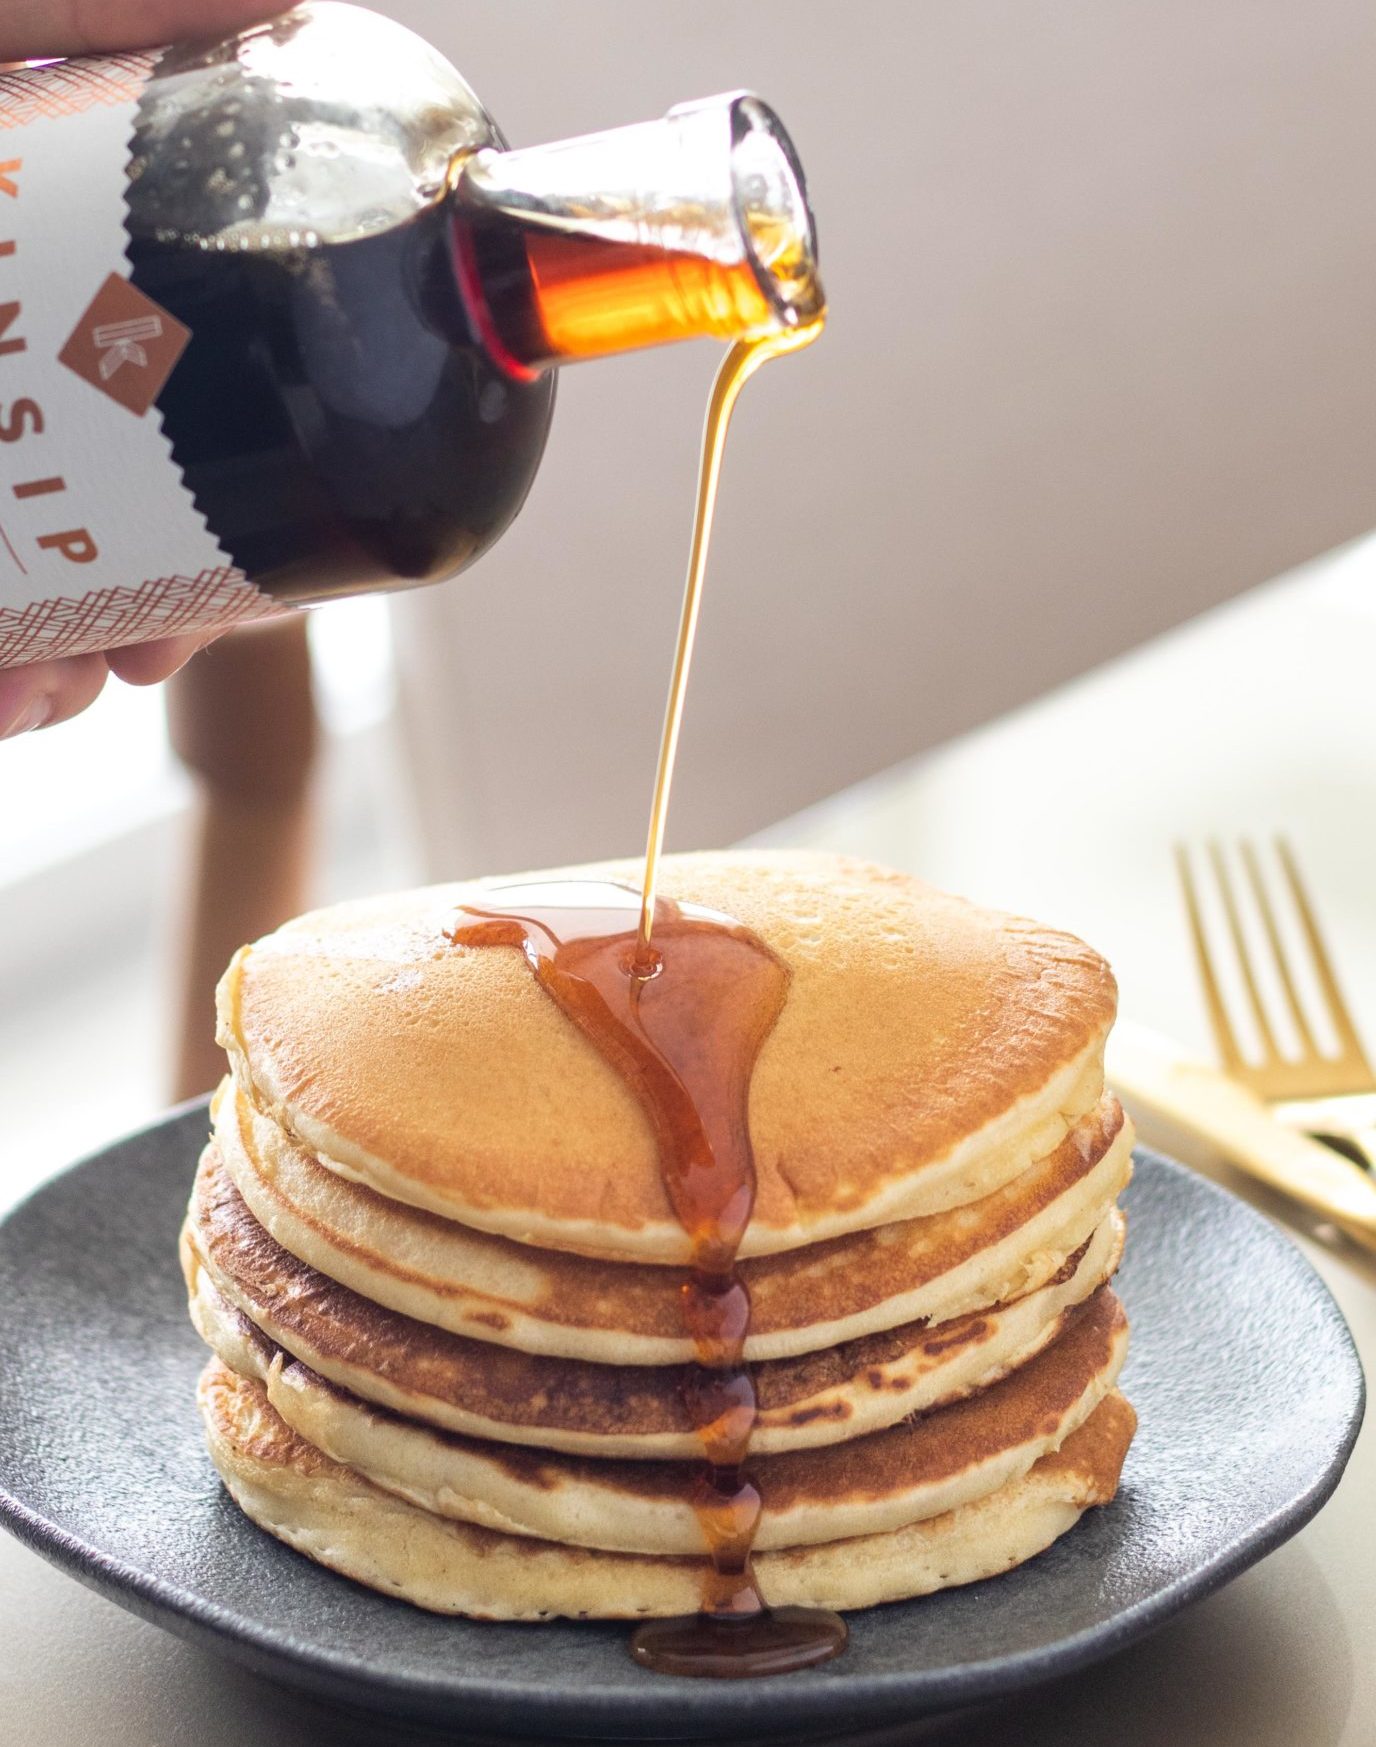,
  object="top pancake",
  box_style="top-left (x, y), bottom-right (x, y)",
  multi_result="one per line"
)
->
top-left (218, 850), bottom-right (1116, 1262)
